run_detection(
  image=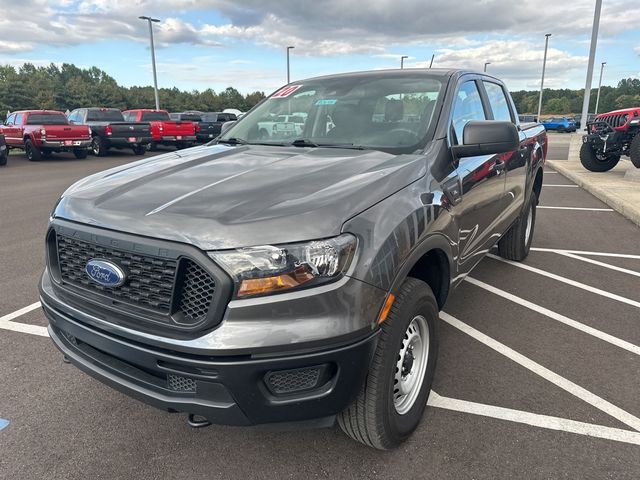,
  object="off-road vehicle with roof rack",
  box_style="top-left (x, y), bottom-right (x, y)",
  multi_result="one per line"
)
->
top-left (41, 69), bottom-right (546, 450)
top-left (580, 107), bottom-right (640, 171)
